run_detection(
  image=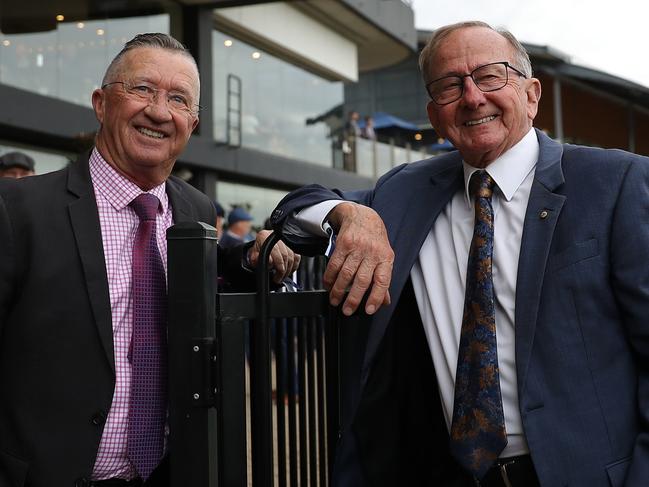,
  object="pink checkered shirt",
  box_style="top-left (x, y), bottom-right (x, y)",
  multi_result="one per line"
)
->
top-left (88, 148), bottom-right (173, 481)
